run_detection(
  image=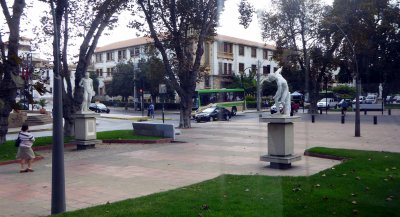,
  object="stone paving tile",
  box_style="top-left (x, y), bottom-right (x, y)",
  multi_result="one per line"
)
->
top-left (1, 116), bottom-right (399, 217)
